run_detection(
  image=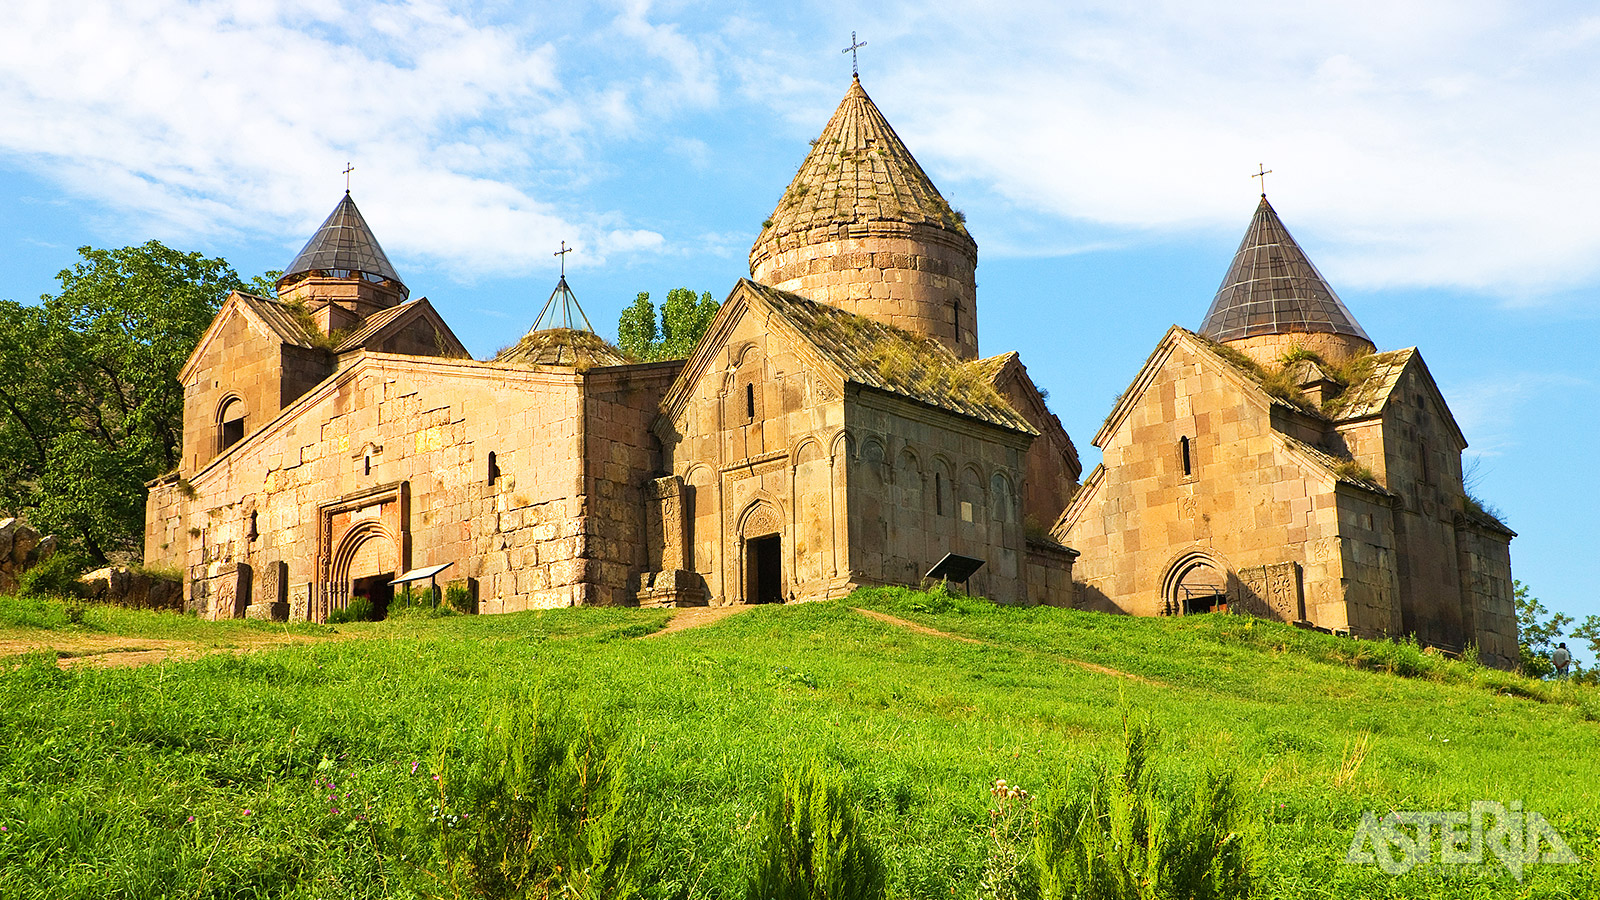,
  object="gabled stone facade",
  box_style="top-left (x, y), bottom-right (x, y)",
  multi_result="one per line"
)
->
top-left (1056, 198), bottom-right (1518, 669)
